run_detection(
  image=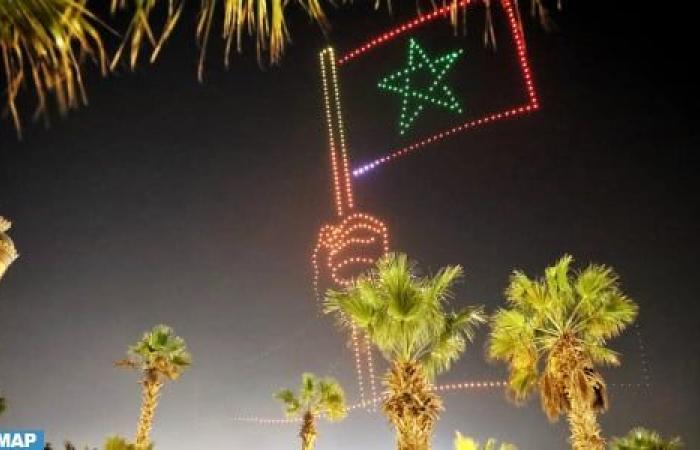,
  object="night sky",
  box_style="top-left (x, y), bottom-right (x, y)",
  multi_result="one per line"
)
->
top-left (0, 1), bottom-right (698, 449)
